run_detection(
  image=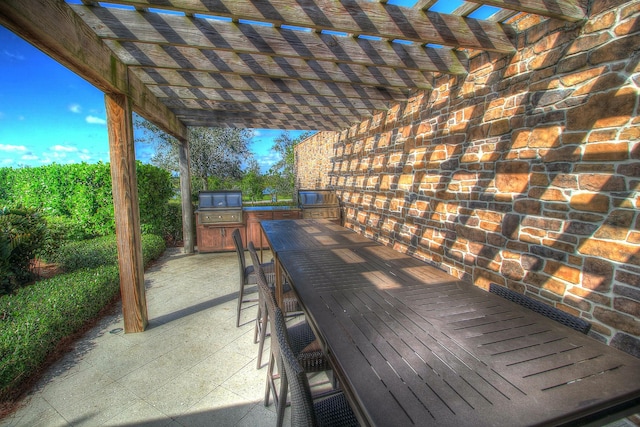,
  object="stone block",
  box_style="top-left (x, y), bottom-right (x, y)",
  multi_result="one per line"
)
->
top-left (583, 142), bottom-right (629, 161)
top-left (615, 297), bottom-right (640, 317)
top-left (594, 307), bottom-right (640, 336)
top-left (567, 87), bottom-right (637, 131)
top-left (579, 238), bottom-right (640, 265)
top-left (569, 193), bottom-right (610, 212)
top-left (544, 260), bottom-right (581, 284)
top-left (610, 333), bottom-right (640, 358)
top-left (501, 260), bottom-right (525, 280)
top-left (495, 161), bottom-right (530, 193)
top-left (514, 198), bottom-right (542, 215)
